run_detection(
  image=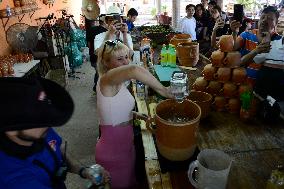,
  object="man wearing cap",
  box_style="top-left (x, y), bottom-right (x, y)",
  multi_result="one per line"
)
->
top-left (0, 77), bottom-right (110, 189)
